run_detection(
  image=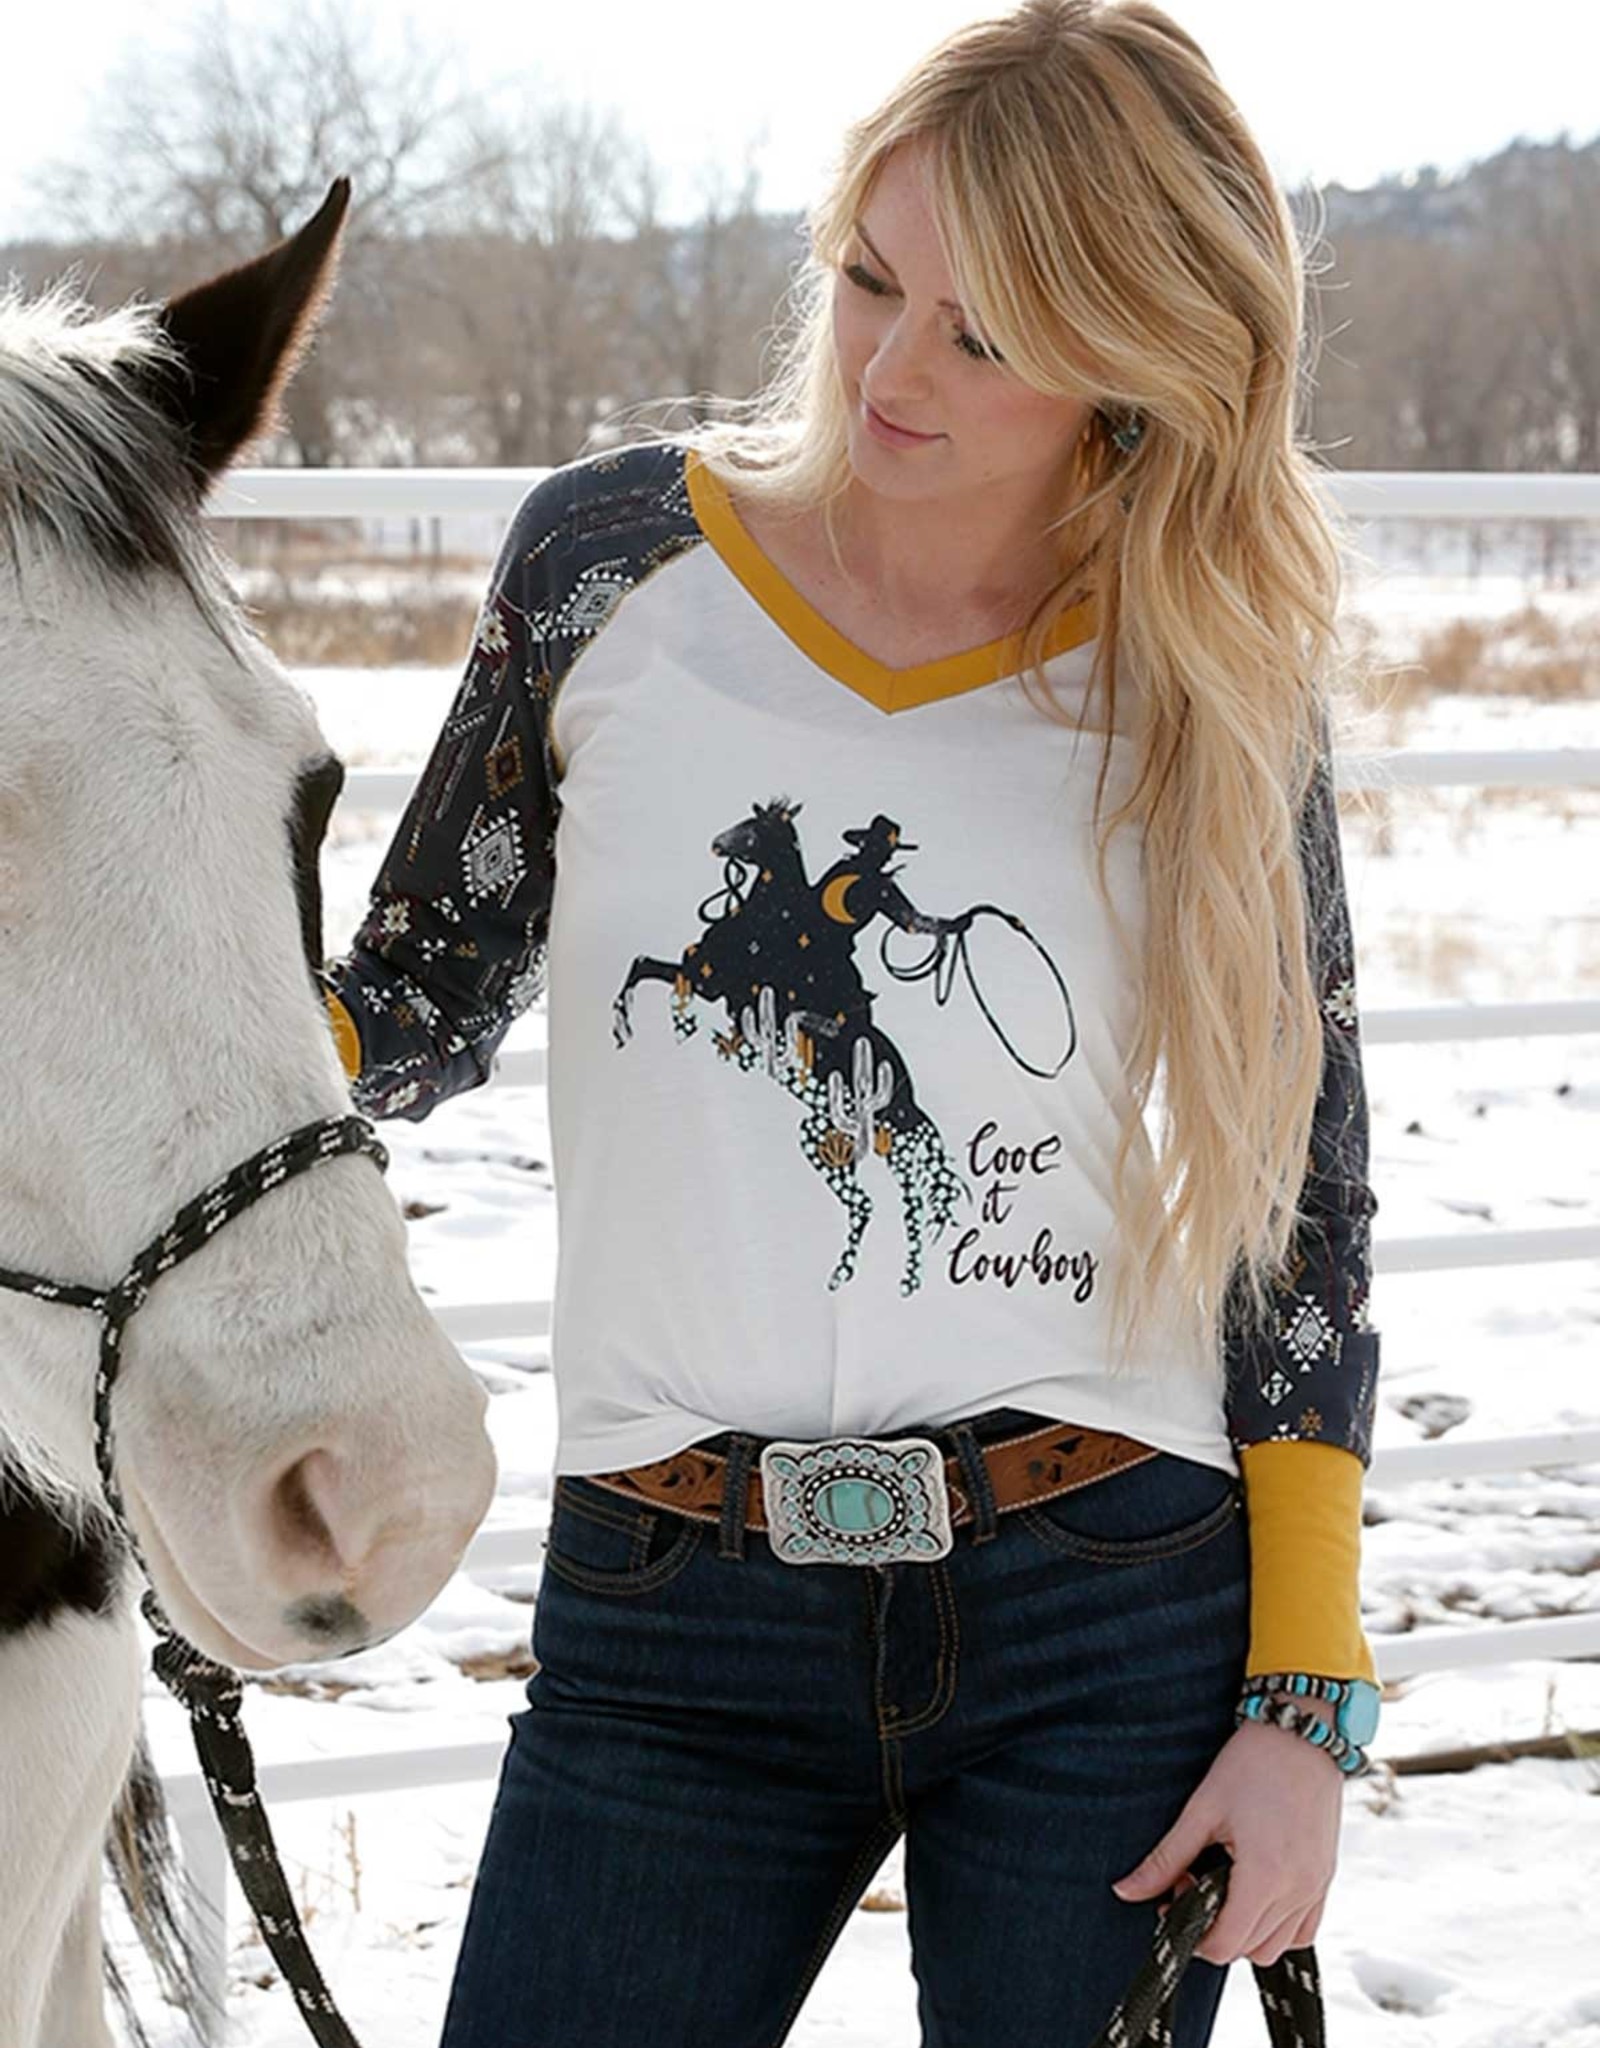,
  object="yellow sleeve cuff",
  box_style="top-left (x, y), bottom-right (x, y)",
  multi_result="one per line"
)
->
top-left (324, 988), bottom-right (362, 1083)
top-left (1237, 1439), bottom-right (1378, 1685)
